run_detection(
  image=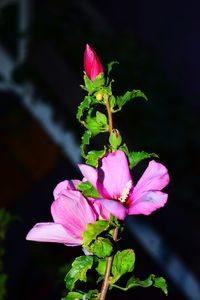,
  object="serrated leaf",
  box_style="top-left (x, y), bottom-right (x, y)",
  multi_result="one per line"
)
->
top-left (77, 181), bottom-right (101, 198)
top-left (114, 90), bottom-right (147, 111)
top-left (86, 149), bottom-right (106, 167)
top-left (76, 96), bottom-right (93, 123)
top-left (89, 237), bottom-right (113, 258)
top-left (111, 249), bottom-right (135, 284)
top-left (80, 130), bottom-right (92, 158)
top-left (65, 256), bottom-right (93, 291)
top-left (128, 151), bottom-right (158, 169)
top-left (63, 291), bottom-right (84, 300)
top-left (154, 276), bottom-right (168, 295)
top-left (83, 220), bottom-right (110, 247)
